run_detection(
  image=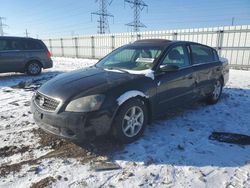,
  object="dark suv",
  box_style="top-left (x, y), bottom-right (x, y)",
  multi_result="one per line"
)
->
top-left (0, 36), bottom-right (53, 75)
